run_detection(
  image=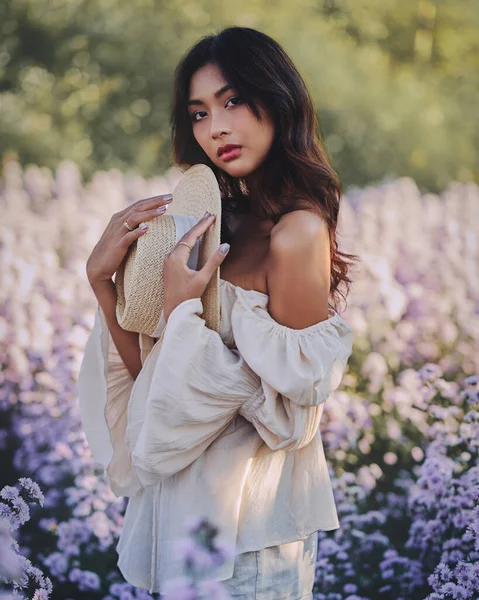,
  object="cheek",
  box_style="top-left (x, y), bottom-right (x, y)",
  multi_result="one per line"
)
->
top-left (236, 108), bottom-right (257, 131)
top-left (256, 122), bottom-right (274, 154)
top-left (192, 126), bottom-right (208, 151)
top-left (243, 110), bottom-right (274, 143)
